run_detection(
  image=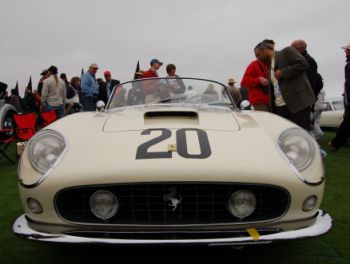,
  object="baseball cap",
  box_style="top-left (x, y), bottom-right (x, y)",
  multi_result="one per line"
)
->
top-left (228, 78), bottom-right (236, 84)
top-left (341, 43), bottom-right (350, 50)
top-left (104, 70), bottom-right (111, 76)
top-left (150, 59), bottom-right (163, 65)
top-left (89, 63), bottom-right (99, 69)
